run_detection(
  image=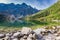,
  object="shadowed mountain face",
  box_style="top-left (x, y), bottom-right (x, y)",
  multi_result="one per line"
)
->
top-left (0, 3), bottom-right (39, 17)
